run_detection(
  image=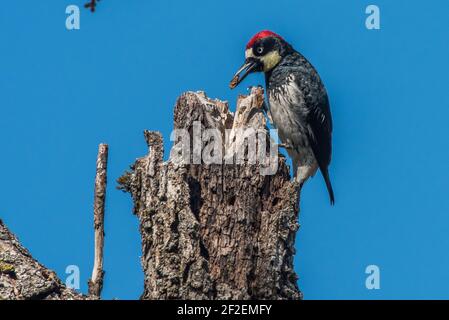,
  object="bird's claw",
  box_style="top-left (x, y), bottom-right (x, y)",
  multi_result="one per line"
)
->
top-left (291, 180), bottom-right (303, 191)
